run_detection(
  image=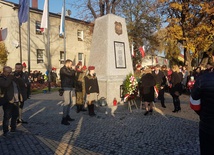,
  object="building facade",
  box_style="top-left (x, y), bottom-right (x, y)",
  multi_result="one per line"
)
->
top-left (0, 0), bottom-right (93, 73)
